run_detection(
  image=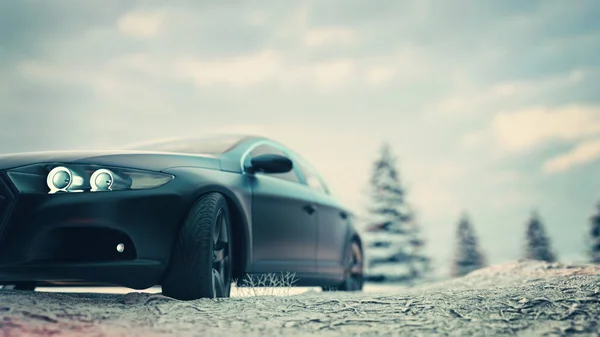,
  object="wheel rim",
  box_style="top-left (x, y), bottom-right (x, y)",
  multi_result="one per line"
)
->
top-left (347, 242), bottom-right (364, 290)
top-left (212, 209), bottom-right (231, 297)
